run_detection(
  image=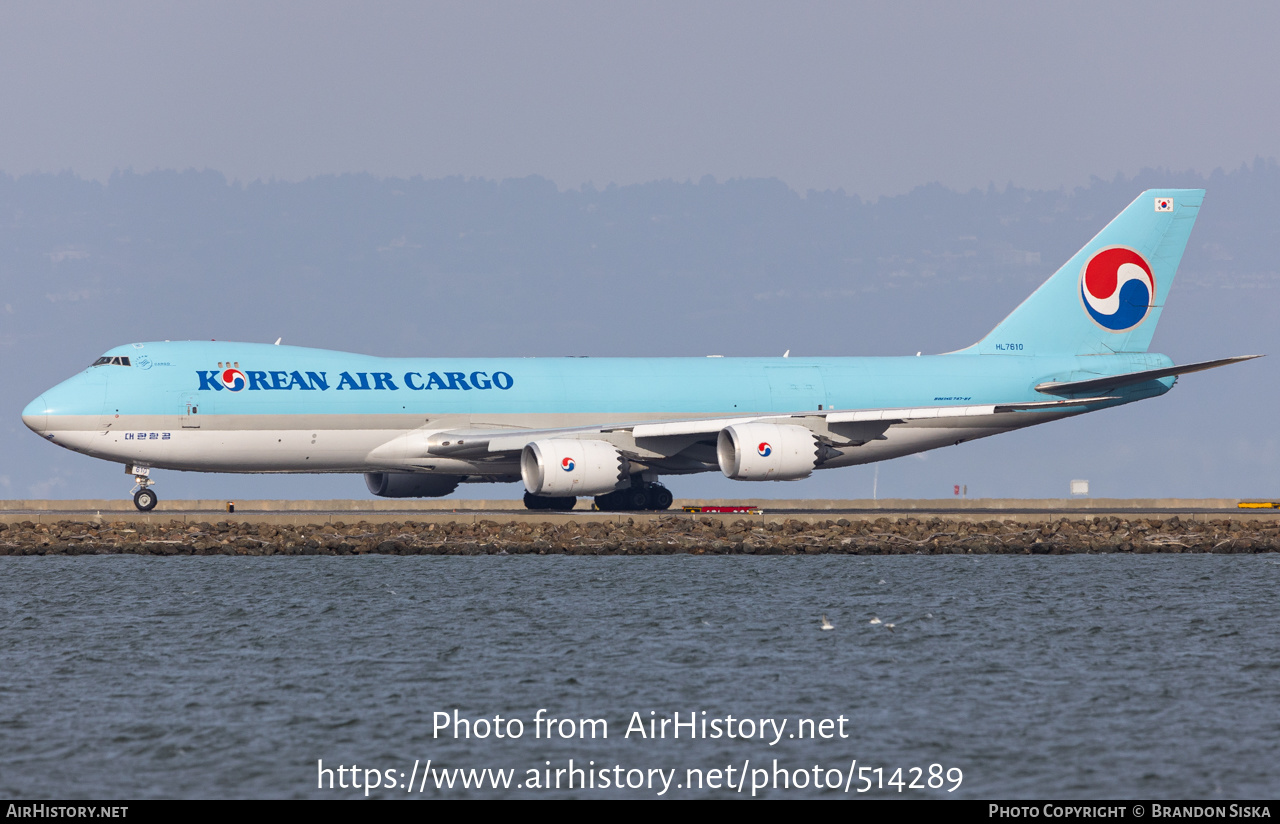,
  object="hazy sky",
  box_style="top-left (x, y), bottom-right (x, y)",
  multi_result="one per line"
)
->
top-left (2, 1), bottom-right (1278, 196)
top-left (3, 2), bottom-right (1278, 502)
